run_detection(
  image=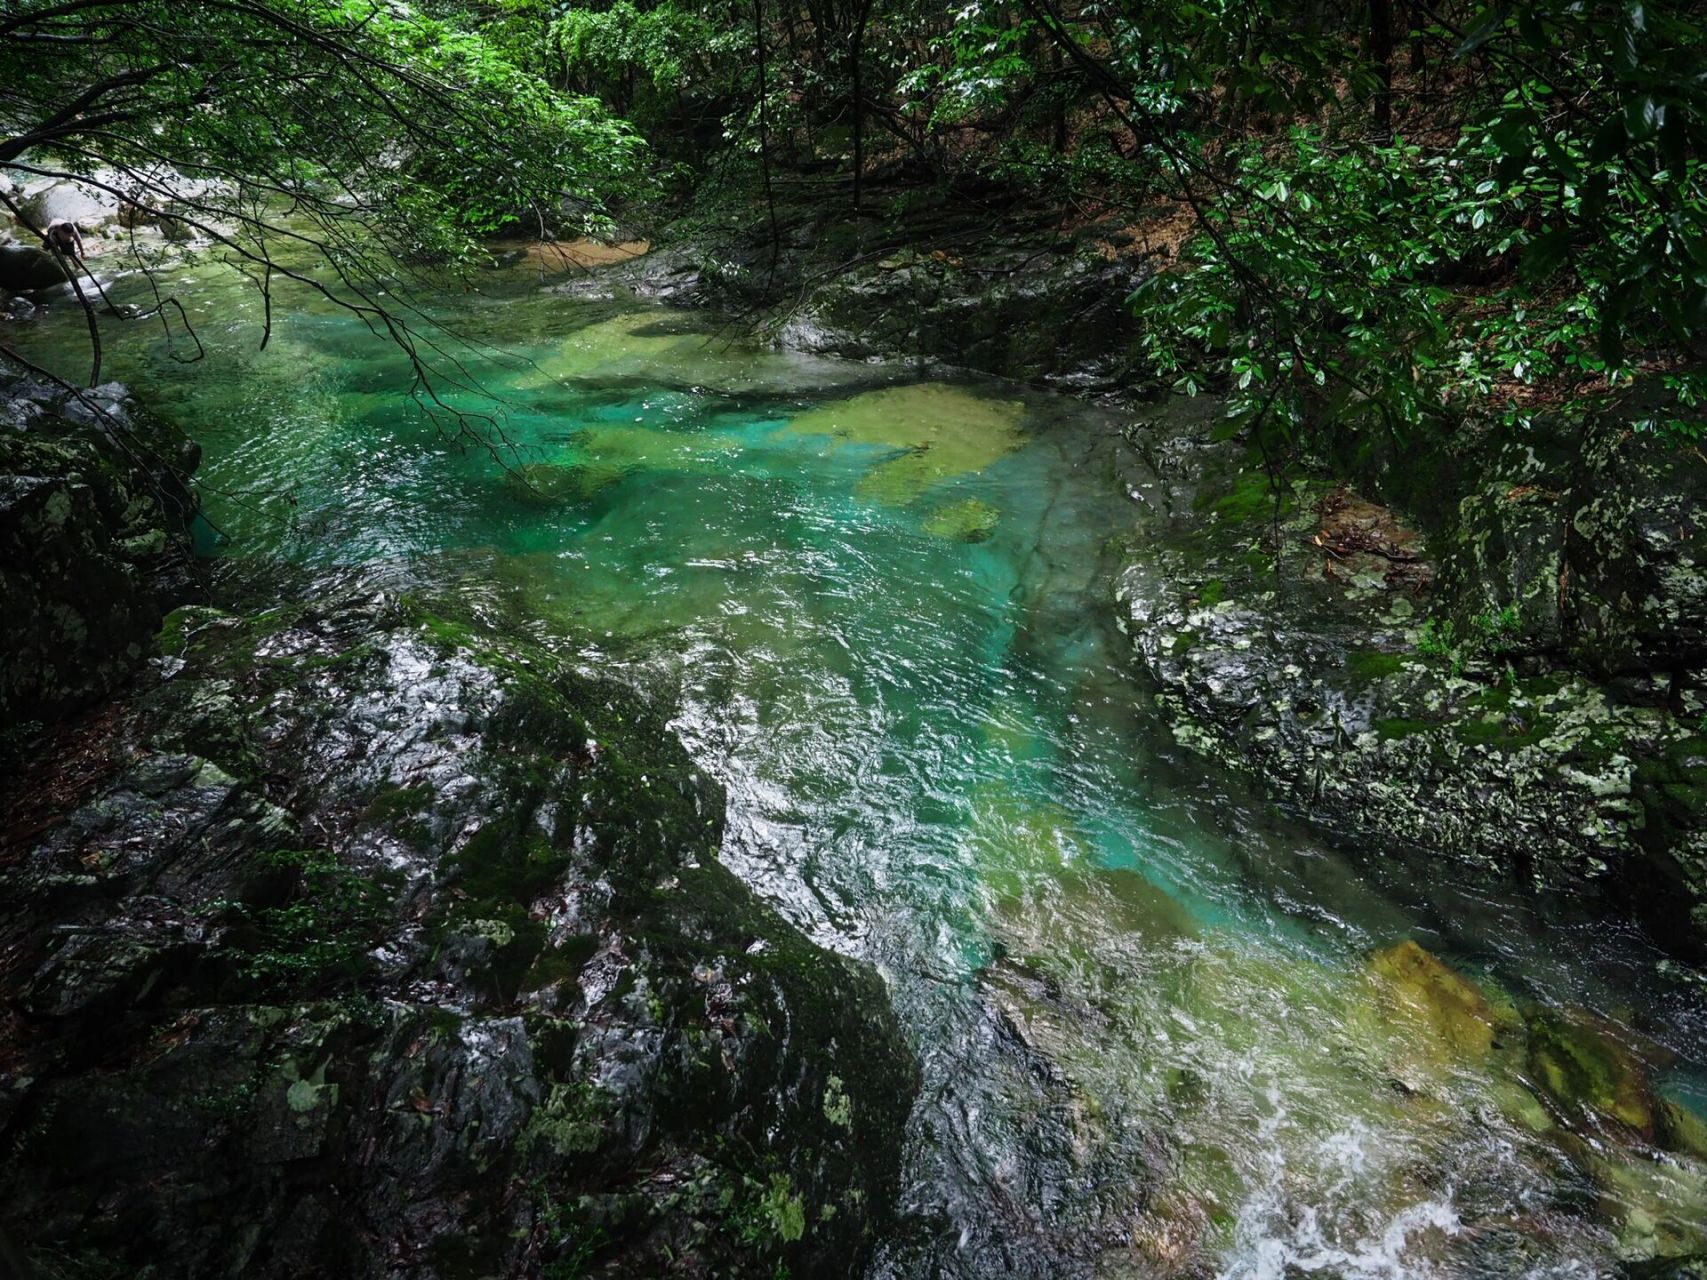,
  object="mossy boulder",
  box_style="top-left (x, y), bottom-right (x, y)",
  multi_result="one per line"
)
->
top-left (1526, 1007), bottom-right (1657, 1137)
top-left (0, 585), bottom-right (917, 1279)
top-left (0, 377), bottom-right (199, 731)
top-left (1369, 940), bottom-right (1507, 1058)
top-left (0, 242), bottom-right (72, 292)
